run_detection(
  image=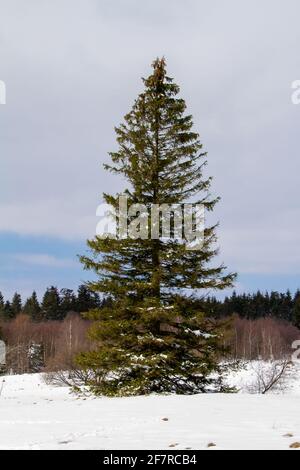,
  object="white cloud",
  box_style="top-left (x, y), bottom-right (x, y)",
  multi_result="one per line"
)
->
top-left (0, 194), bottom-right (98, 240)
top-left (1, 0), bottom-right (300, 277)
top-left (12, 253), bottom-right (76, 268)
